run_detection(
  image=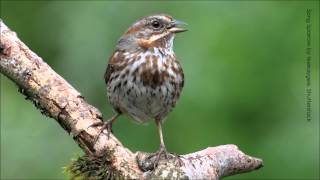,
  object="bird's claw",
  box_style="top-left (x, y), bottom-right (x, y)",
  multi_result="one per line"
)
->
top-left (147, 147), bottom-right (184, 170)
top-left (171, 152), bottom-right (185, 167)
top-left (90, 121), bottom-right (113, 143)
